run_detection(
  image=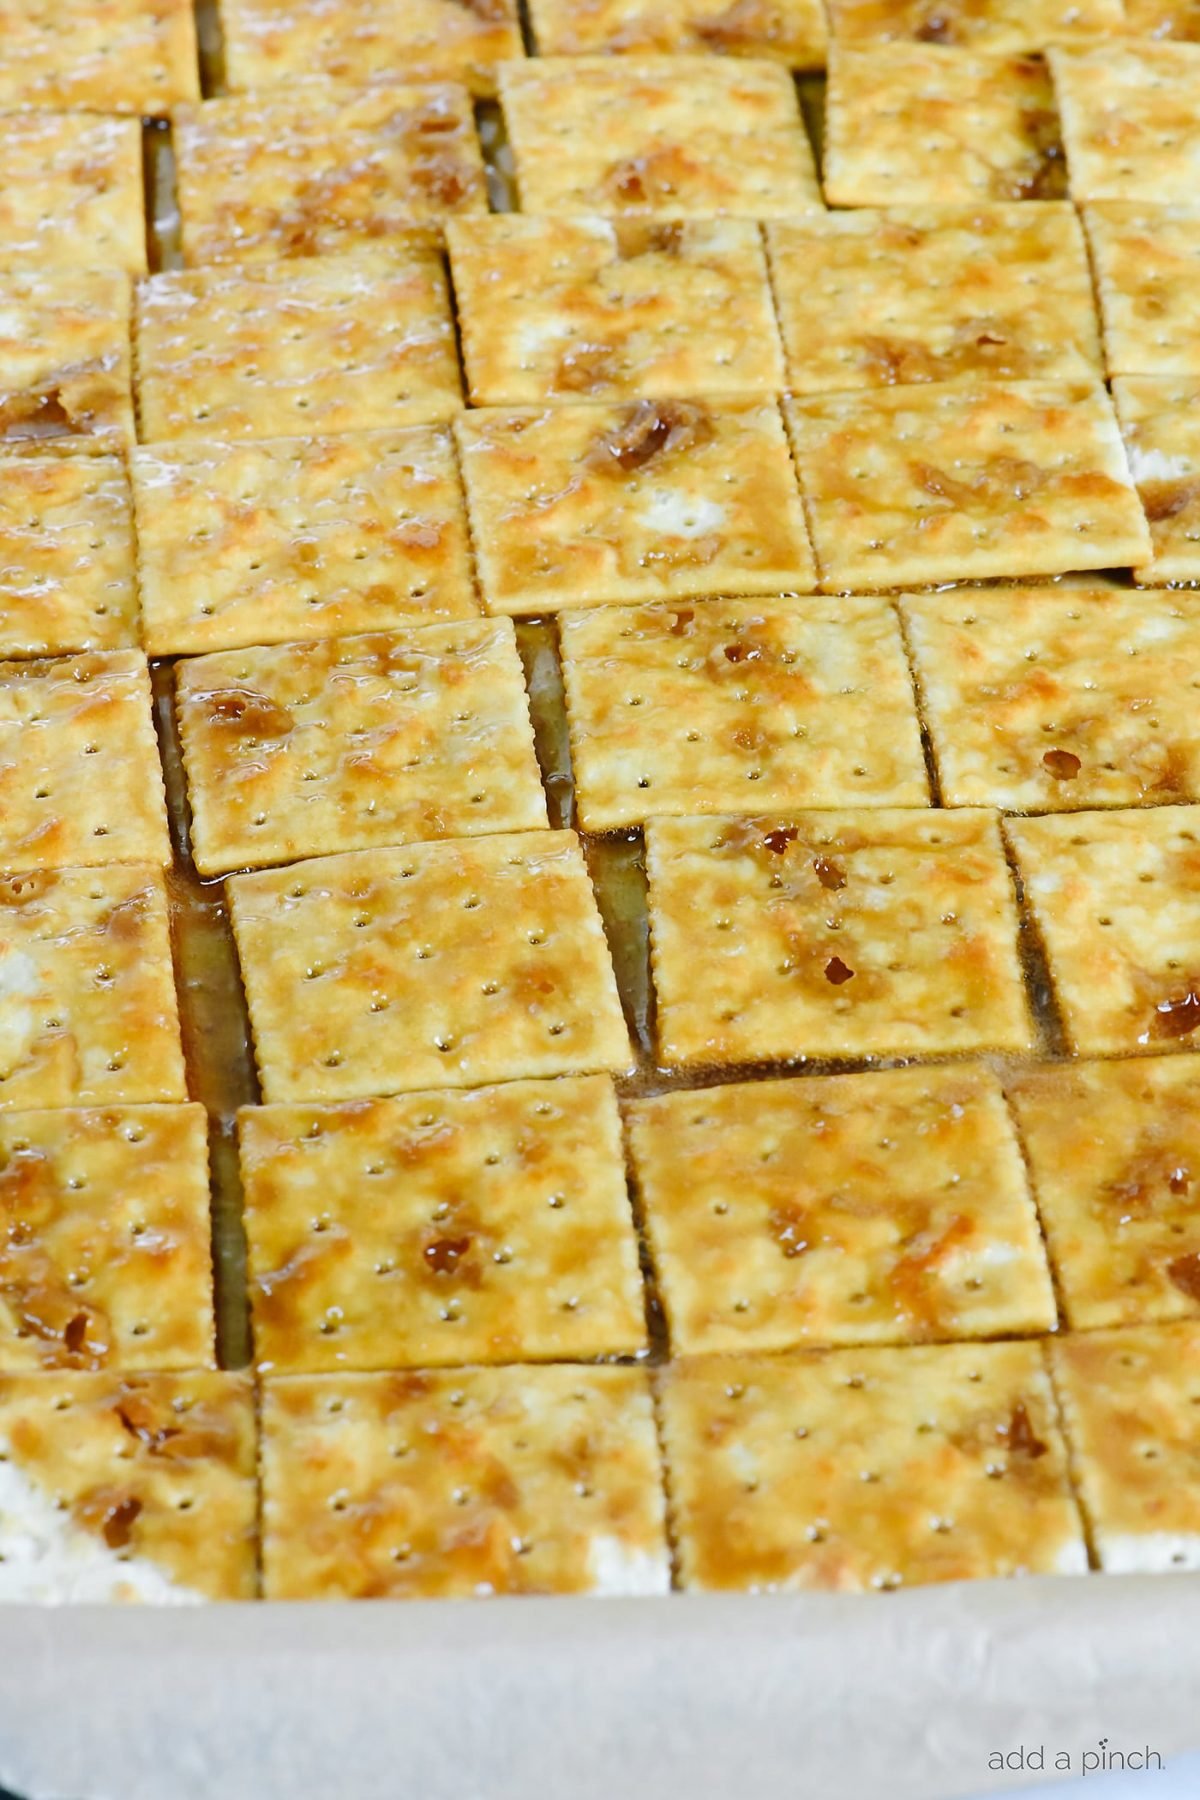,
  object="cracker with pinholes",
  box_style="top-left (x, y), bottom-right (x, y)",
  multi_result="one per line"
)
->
top-left (498, 56), bottom-right (821, 218)
top-left (132, 429), bottom-right (477, 657)
top-left (220, 0), bottom-right (522, 96)
top-left (785, 382), bottom-right (1149, 593)
top-left (457, 400), bottom-right (815, 616)
top-left (0, 865), bottom-right (185, 1111)
top-left (0, 1104), bottom-right (213, 1373)
top-left (0, 269), bottom-right (133, 452)
top-left (1008, 1057), bottom-right (1200, 1331)
top-left (0, 1369), bottom-right (256, 1601)
top-left (903, 586), bottom-right (1200, 812)
top-left (176, 619), bottom-right (546, 877)
top-left (659, 1341), bottom-right (1085, 1592)
top-left (0, 653), bottom-right (169, 874)
top-left (0, 455), bottom-right (138, 659)
top-left (240, 1076), bottom-right (644, 1372)
top-left (767, 205), bottom-right (1100, 396)
top-left (824, 46), bottom-right (1066, 206)
top-left (261, 1365), bottom-right (668, 1598)
top-left (629, 1065), bottom-right (1054, 1357)
top-left (175, 82), bottom-right (486, 269)
top-left (824, 0), bottom-right (1123, 48)
top-left (1008, 804), bottom-right (1200, 1056)
top-left (1052, 1323), bottom-right (1200, 1572)
top-left (0, 0), bottom-right (199, 114)
top-left (229, 831), bottom-right (631, 1104)
top-left (1084, 205), bottom-right (1200, 377)
top-left (135, 253), bottom-right (462, 445)
top-left (645, 810), bottom-right (1033, 1068)
top-left (1113, 377), bottom-right (1200, 584)
top-left (560, 595), bottom-right (926, 832)
top-left (447, 217), bottom-right (784, 406)
top-left (1050, 42), bottom-right (1200, 203)
top-left (0, 113), bottom-right (145, 274)
top-left (528, 0), bottom-right (828, 65)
